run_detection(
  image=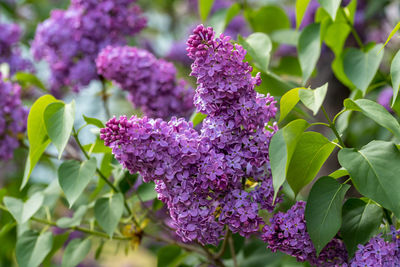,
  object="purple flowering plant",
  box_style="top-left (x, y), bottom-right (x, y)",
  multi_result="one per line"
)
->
top-left (2, 0), bottom-right (400, 266)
